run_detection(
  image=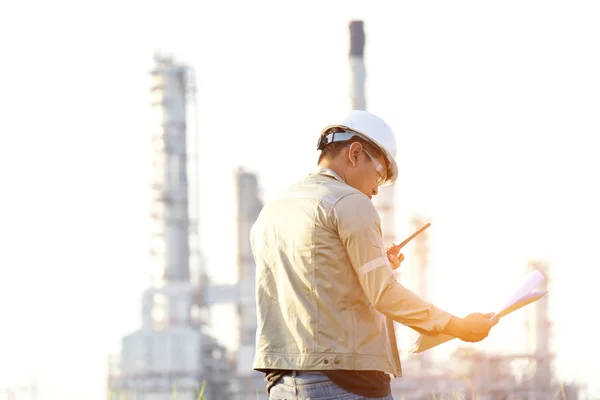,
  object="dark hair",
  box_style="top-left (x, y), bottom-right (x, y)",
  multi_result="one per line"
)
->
top-left (317, 128), bottom-right (384, 164)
